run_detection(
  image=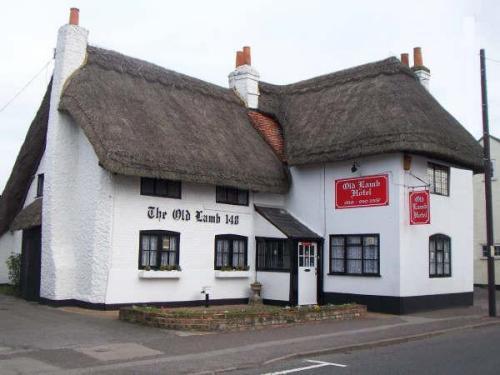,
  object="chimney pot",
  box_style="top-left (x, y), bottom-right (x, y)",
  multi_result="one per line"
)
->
top-left (236, 51), bottom-right (244, 67)
top-left (400, 53), bottom-right (409, 67)
top-left (243, 46), bottom-right (251, 65)
top-left (413, 47), bottom-right (423, 67)
top-left (69, 7), bottom-right (79, 26)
